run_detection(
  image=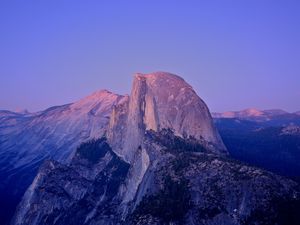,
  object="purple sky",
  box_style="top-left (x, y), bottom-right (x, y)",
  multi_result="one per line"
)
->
top-left (0, 1), bottom-right (299, 113)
